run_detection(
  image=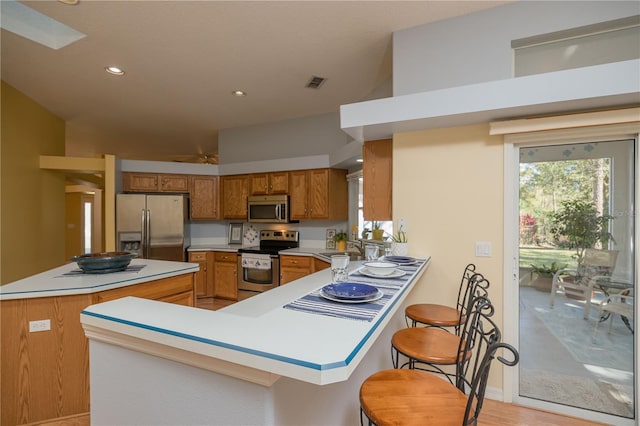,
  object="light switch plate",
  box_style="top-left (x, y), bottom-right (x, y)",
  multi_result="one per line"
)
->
top-left (475, 241), bottom-right (492, 257)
